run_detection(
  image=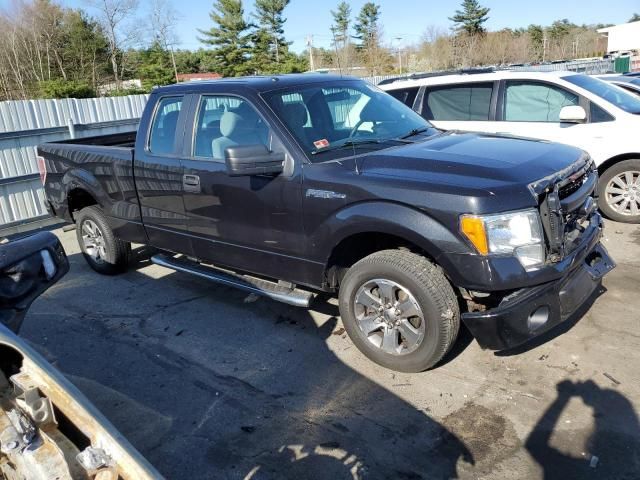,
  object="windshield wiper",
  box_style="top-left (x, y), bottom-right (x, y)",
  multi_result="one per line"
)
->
top-left (399, 127), bottom-right (431, 140)
top-left (311, 139), bottom-right (386, 155)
